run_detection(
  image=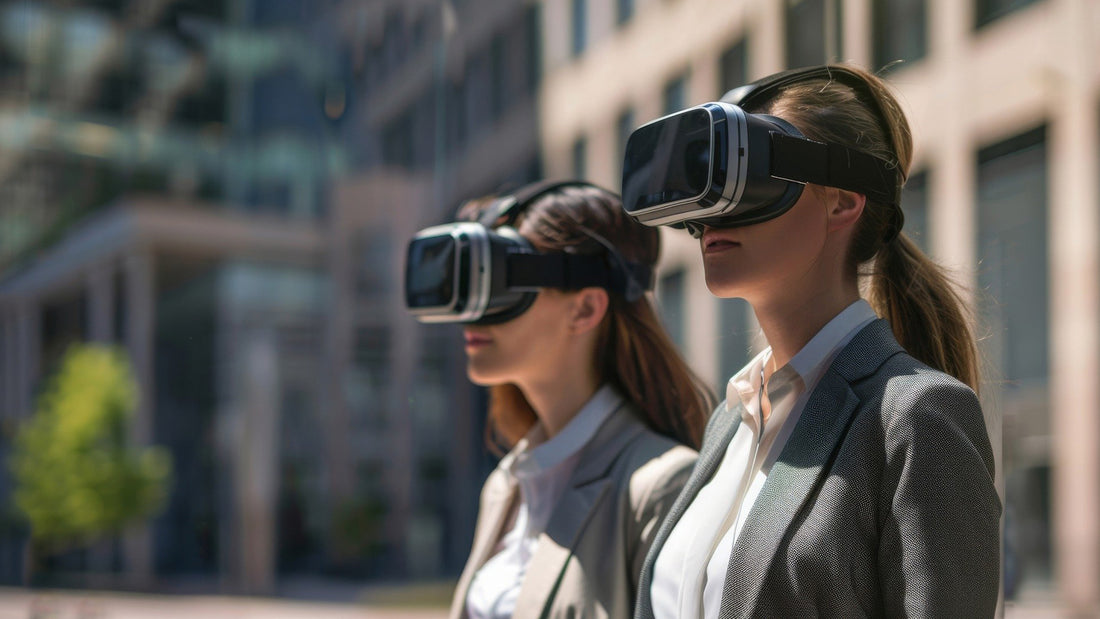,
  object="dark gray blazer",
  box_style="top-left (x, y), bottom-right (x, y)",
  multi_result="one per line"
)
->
top-left (635, 319), bottom-right (1001, 619)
